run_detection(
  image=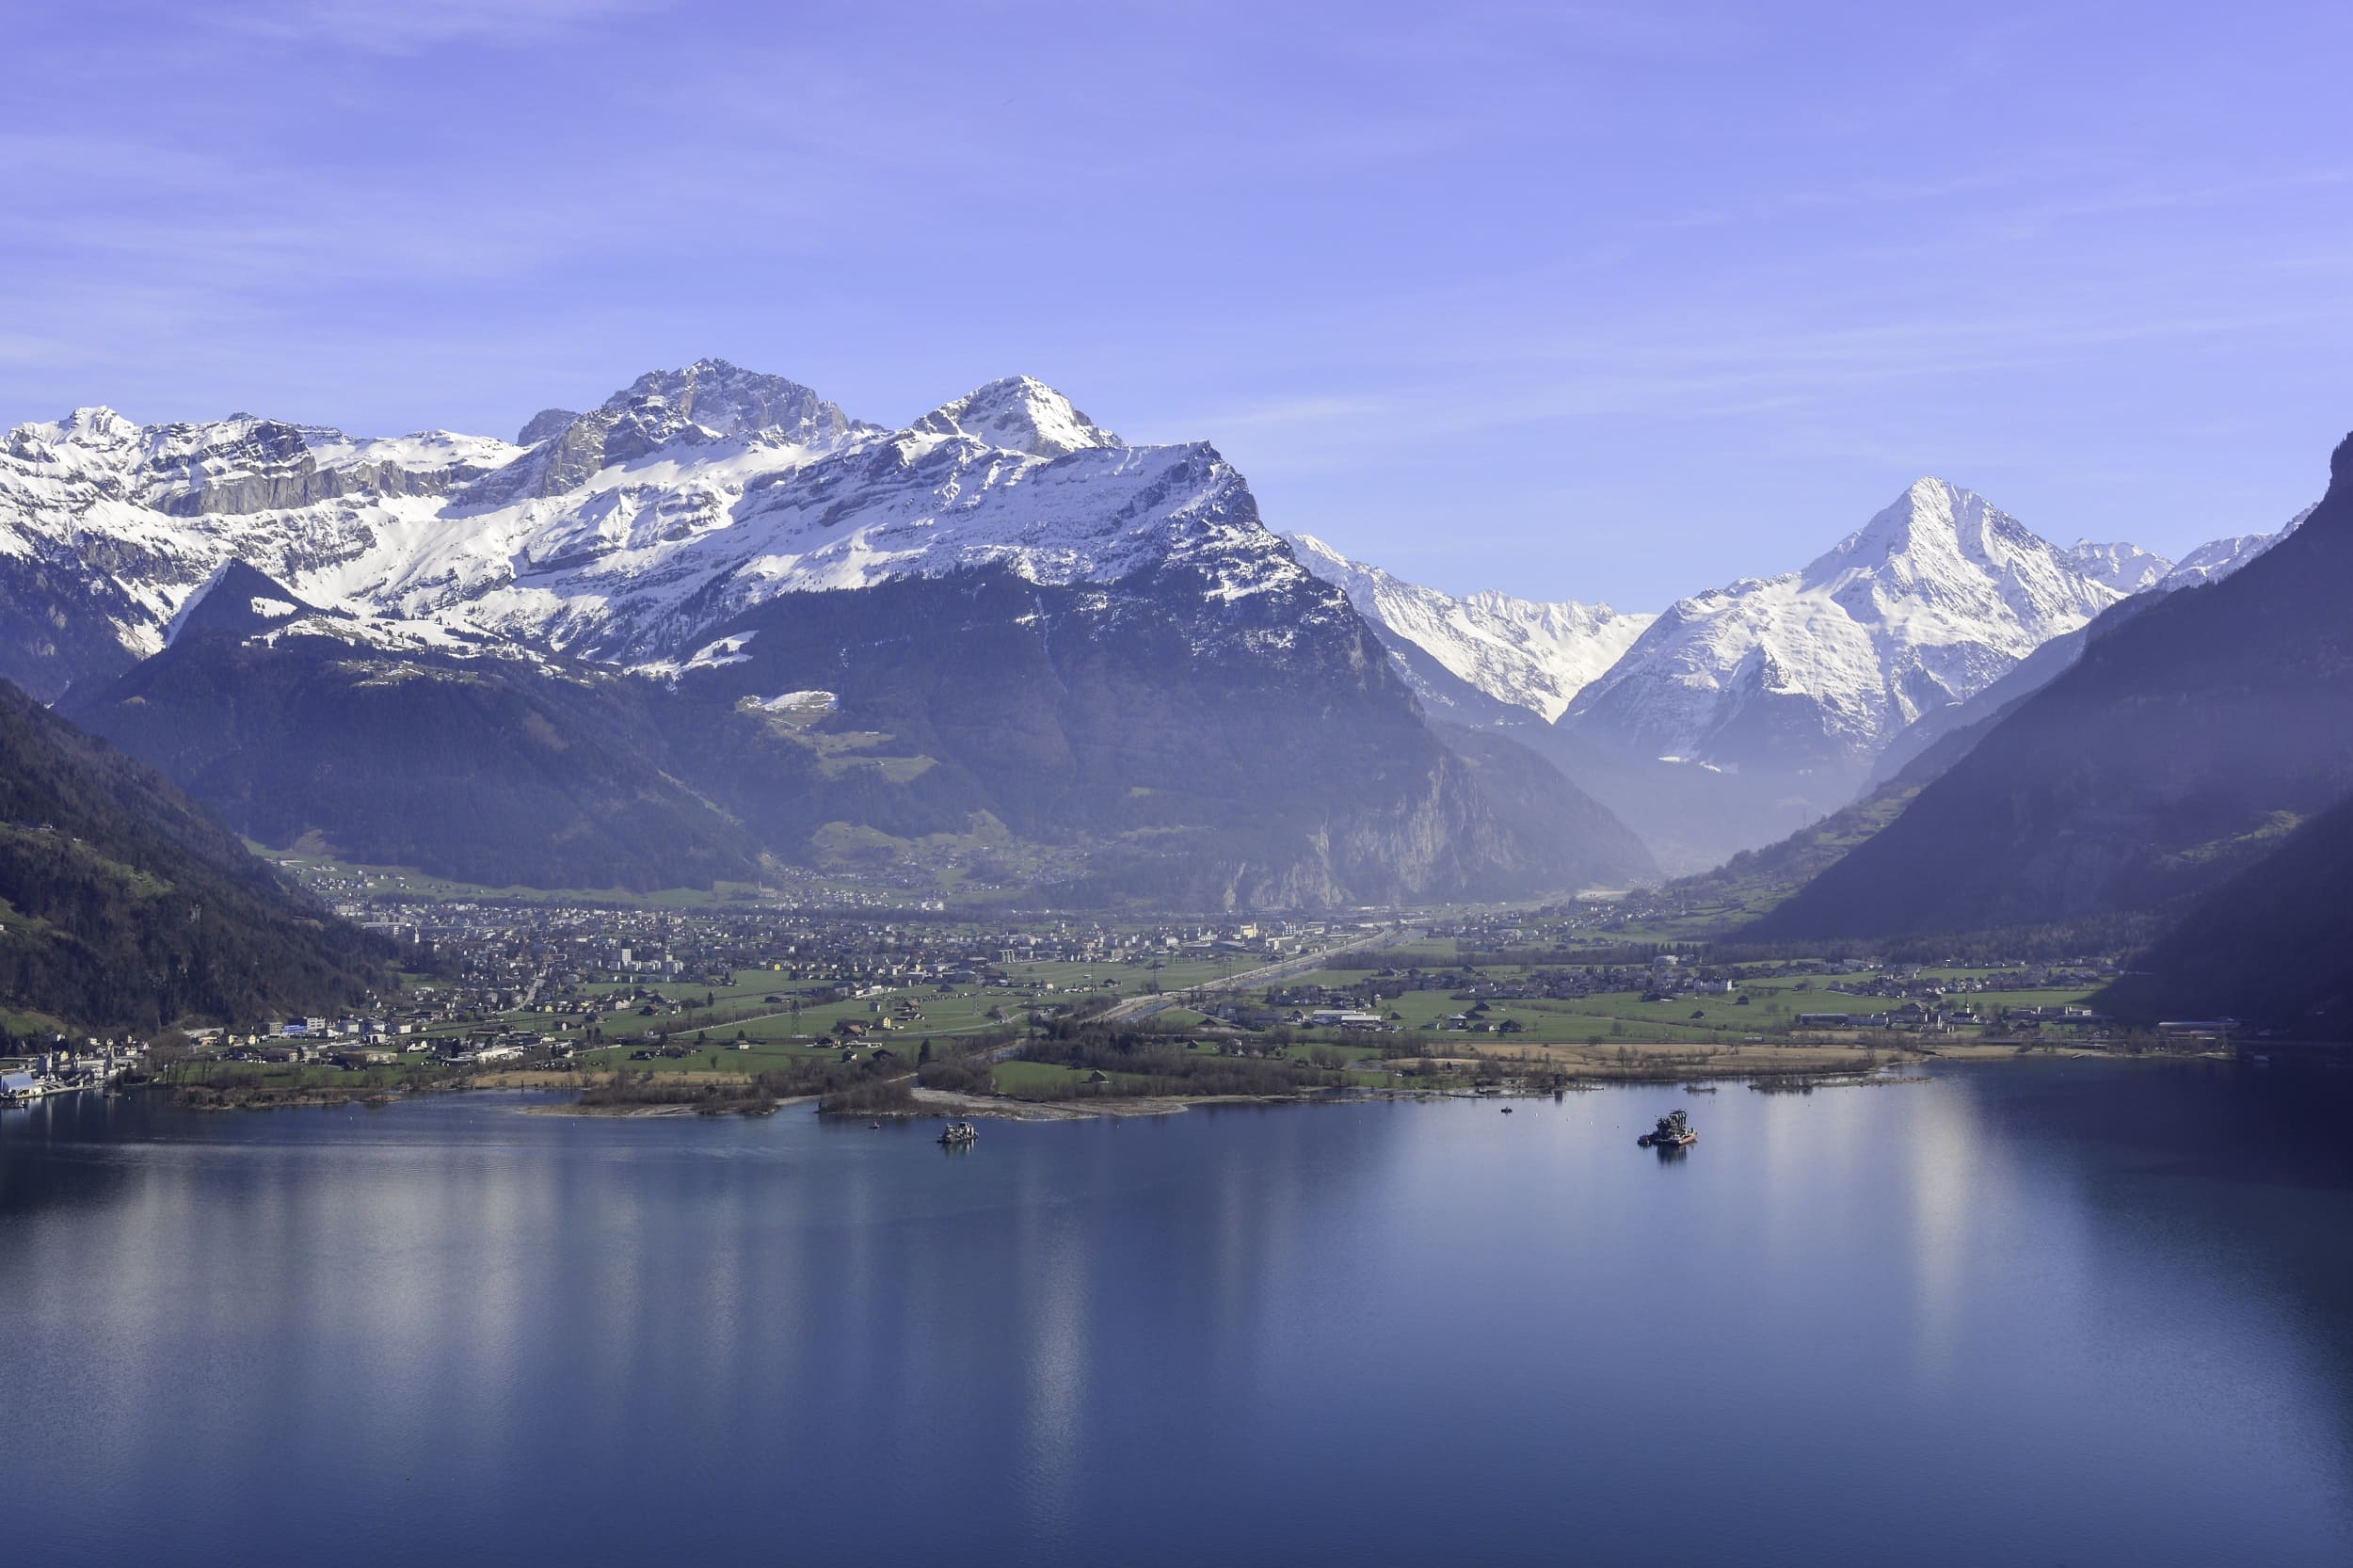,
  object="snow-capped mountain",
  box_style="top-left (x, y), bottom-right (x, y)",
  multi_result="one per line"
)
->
top-left (6, 360), bottom-right (1655, 904)
top-left (0, 403), bottom-right (524, 697)
top-left (0, 361), bottom-right (1317, 688)
top-left (1561, 477), bottom-right (2130, 773)
top-left (1286, 534), bottom-right (1652, 723)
